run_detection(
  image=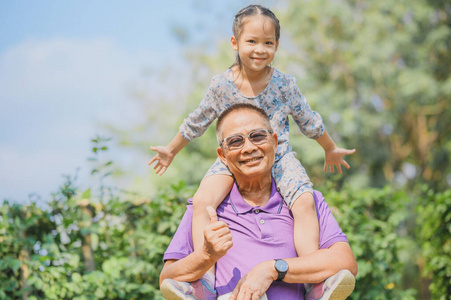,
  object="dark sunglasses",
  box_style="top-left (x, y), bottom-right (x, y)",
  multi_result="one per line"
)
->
top-left (220, 129), bottom-right (272, 150)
